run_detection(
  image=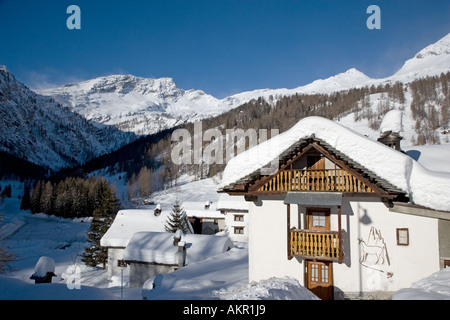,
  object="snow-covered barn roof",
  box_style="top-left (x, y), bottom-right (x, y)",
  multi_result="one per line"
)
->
top-left (216, 193), bottom-right (248, 212)
top-left (182, 201), bottom-right (223, 219)
top-left (100, 209), bottom-right (170, 248)
top-left (122, 231), bottom-right (234, 265)
top-left (220, 116), bottom-right (450, 212)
